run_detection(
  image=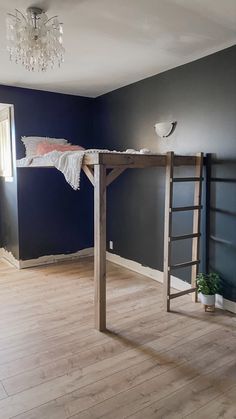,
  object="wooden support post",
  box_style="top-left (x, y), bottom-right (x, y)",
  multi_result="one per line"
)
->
top-left (205, 154), bottom-right (212, 275)
top-left (83, 165), bottom-right (94, 185)
top-left (163, 152), bottom-right (174, 312)
top-left (94, 164), bottom-right (107, 331)
top-left (106, 168), bottom-right (126, 187)
top-left (191, 153), bottom-right (204, 302)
